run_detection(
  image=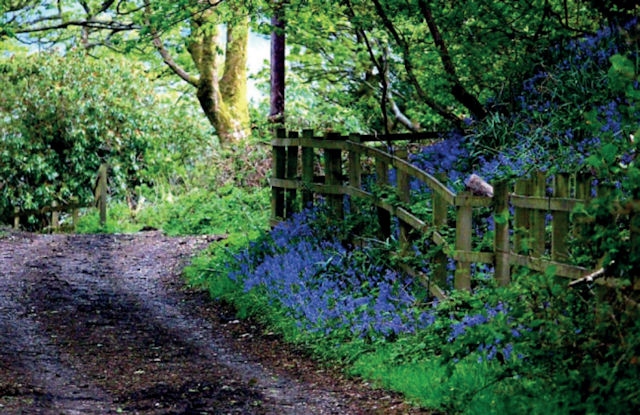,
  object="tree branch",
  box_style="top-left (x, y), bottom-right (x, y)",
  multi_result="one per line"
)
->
top-left (417, 0), bottom-right (487, 120)
top-left (143, 1), bottom-right (198, 87)
top-left (370, 0), bottom-right (463, 127)
top-left (14, 19), bottom-right (139, 34)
